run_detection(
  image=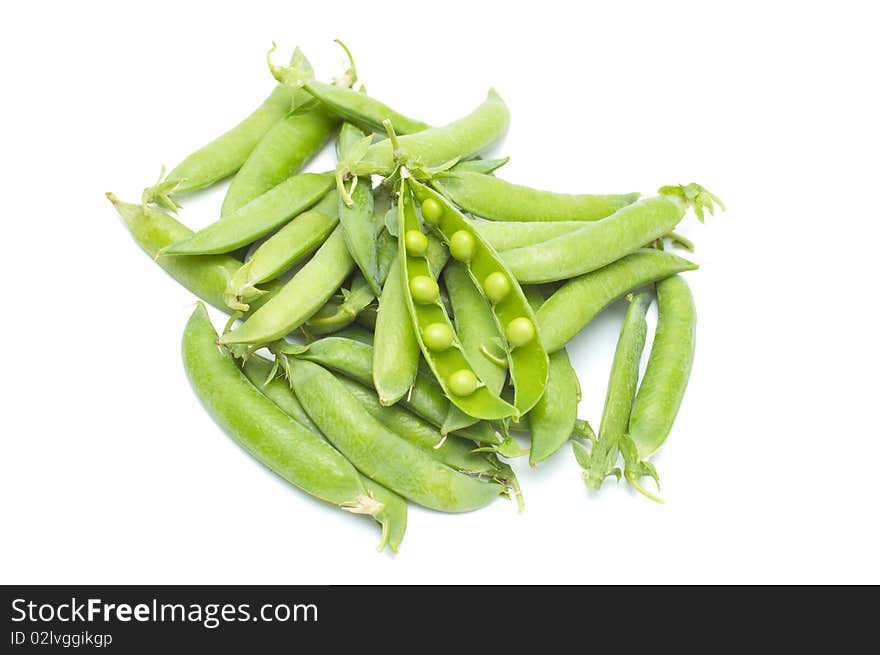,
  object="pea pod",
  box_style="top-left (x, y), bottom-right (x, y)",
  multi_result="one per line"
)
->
top-left (304, 273), bottom-right (377, 336)
top-left (575, 292), bottom-right (652, 490)
top-left (241, 355), bottom-right (320, 432)
top-left (399, 179), bottom-right (517, 421)
top-left (303, 80), bottom-right (430, 135)
top-left (220, 225), bottom-right (356, 346)
top-left (443, 260), bottom-right (507, 395)
top-left (409, 178), bottom-right (549, 417)
top-left (181, 303), bottom-right (404, 552)
top-left (336, 376), bottom-right (498, 476)
top-left (373, 257), bottom-right (420, 405)
top-left (221, 105), bottom-right (338, 217)
top-left (337, 123), bottom-right (381, 294)
top-left (433, 171), bottom-right (638, 222)
top-left (619, 275), bottom-right (696, 500)
top-left (523, 289), bottom-right (581, 466)
top-left (143, 48), bottom-right (313, 210)
top-left (286, 337), bottom-right (500, 444)
top-left (468, 218), bottom-right (584, 251)
top-left (503, 184), bottom-right (721, 283)
top-left (356, 89), bottom-right (510, 176)
top-left (163, 172), bottom-right (334, 255)
top-left (373, 229), bottom-right (449, 406)
top-left (287, 358), bottom-right (505, 512)
top-left (536, 249), bottom-right (699, 353)
top-left (224, 190), bottom-right (339, 312)
top-left (305, 229), bottom-right (397, 336)
top-left (107, 194), bottom-right (281, 314)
